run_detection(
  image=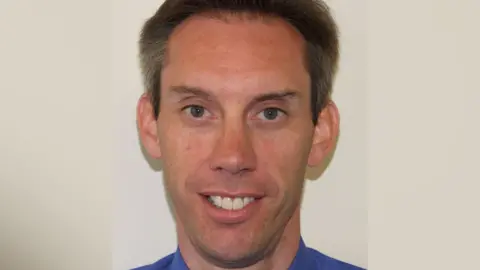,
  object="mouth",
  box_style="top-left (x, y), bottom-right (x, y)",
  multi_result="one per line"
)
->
top-left (199, 192), bottom-right (264, 224)
top-left (206, 195), bottom-right (257, 211)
